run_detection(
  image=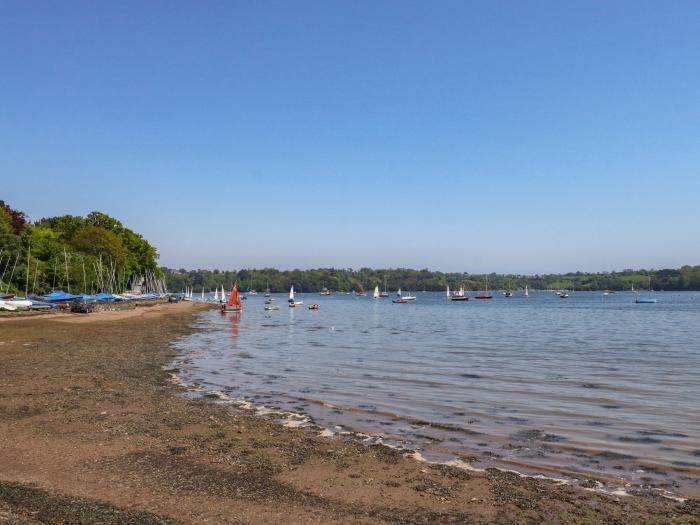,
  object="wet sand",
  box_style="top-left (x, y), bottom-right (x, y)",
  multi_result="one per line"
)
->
top-left (0, 302), bottom-right (698, 524)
